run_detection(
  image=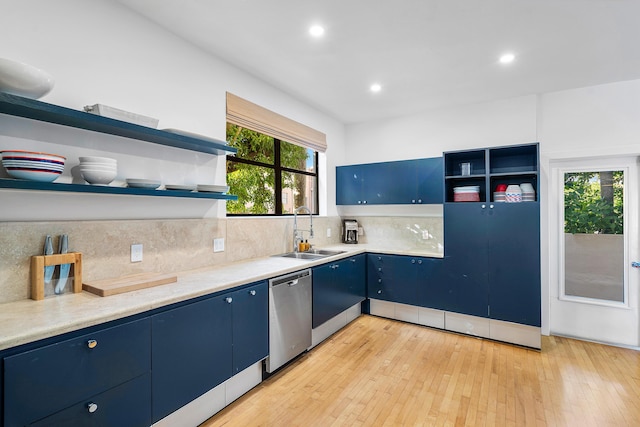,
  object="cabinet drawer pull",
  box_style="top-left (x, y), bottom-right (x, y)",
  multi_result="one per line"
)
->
top-left (351, 259), bottom-right (356, 263)
top-left (225, 297), bottom-right (233, 304)
top-left (412, 199), bottom-right (416, 204)
top-left (377, 290), bottom-right (382, 294)
top-left (417, 199), bottom-right (422, 203)
top-left (418, 260), bottom-right (422, 265)
top-left (411, 259), bottom-right (416, 264)
top-left (87, 402), bottom-right (98, 413)
top-left (378, 279), bottom-right (382, 283)
top-left (377, 256), bottom-right (382, 261)
top-left (249, 290), bottom-right (256, 296)
top-left (481, 204), bottom-right (486, 209)
top-left (87, 339), bottom-right (98, 349)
